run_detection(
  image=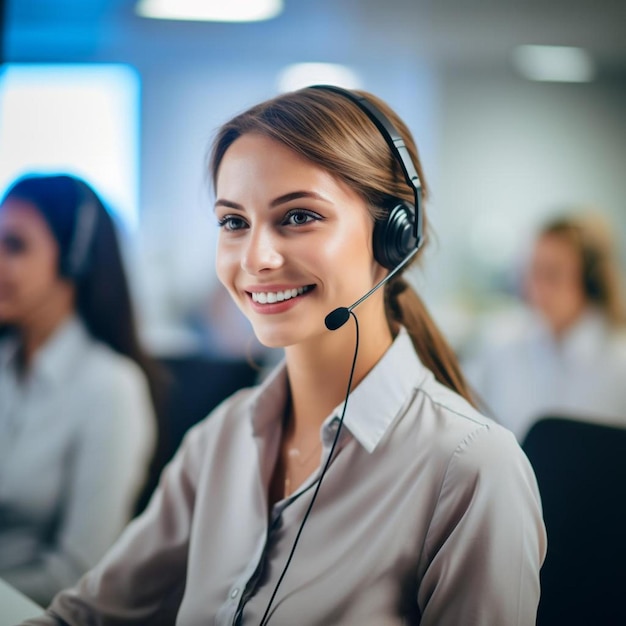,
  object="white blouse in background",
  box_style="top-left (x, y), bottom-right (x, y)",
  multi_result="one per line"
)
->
top-left (0, 316), bottom-right (156, 606)
top-left (464, 307), bottom-right (626, 442)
